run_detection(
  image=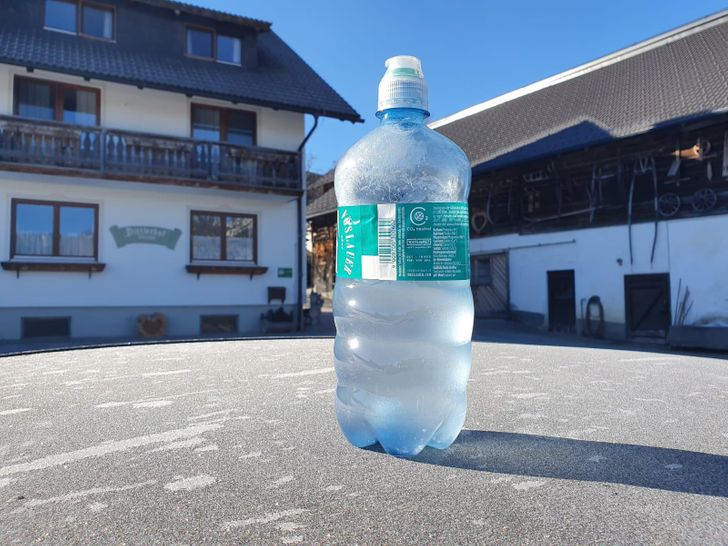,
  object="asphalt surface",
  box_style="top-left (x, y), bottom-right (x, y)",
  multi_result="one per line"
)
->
top-left (1, 334), bottom-right (727, 544)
